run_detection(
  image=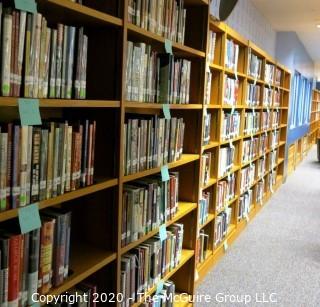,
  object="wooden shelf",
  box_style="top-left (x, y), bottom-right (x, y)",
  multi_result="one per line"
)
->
top-left (121, 202), bottom-right (197, 255)
top-left (125, 102), bottom-right (203, 109)
top-left (202, 141), bottom-right (219, 151)
top-left (0, 178), bottom-right (118, 223)
top-left (0, 97), bottom-right (121, 108)
top-left (202, 178), bottom-right (217, 190)
top-left (123, 154), bottom-right (200, 183)
top-left (48, 244), bottom-right (116, 296)
top-left (132, 249), bottom-right (194, 307)
top-left (199, 213), bottom-right (215, 229)
top-left (127, 23), bottom-right (205, 58)
top-left (39, 0), bottom-right (123, 27)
